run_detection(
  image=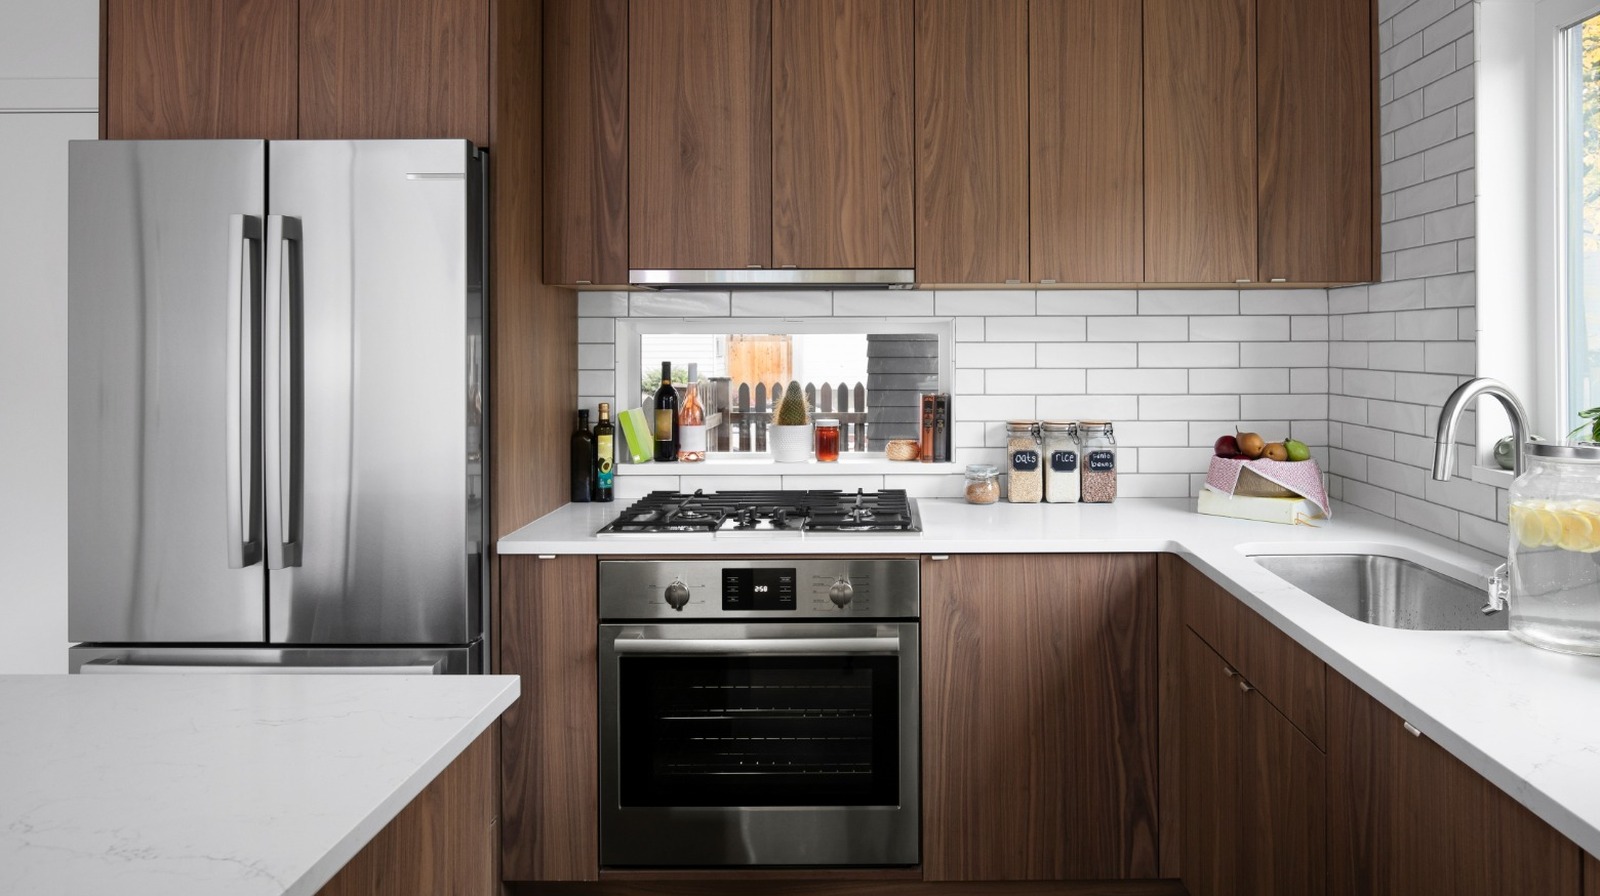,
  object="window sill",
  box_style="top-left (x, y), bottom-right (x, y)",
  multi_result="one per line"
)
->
top-left (617, 456), bottom-right (965, 476)
top-left (1471, 465), bottom-right (1516, 489)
